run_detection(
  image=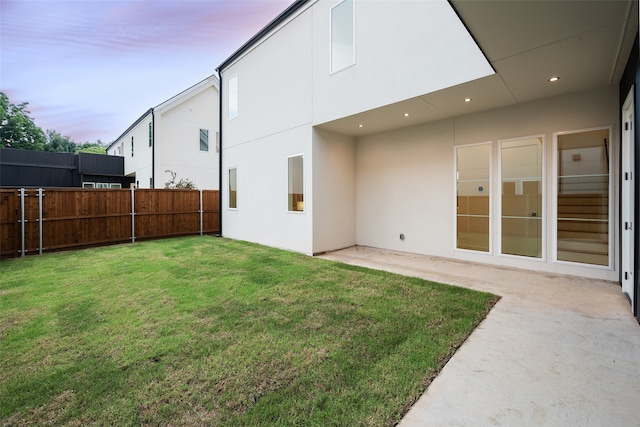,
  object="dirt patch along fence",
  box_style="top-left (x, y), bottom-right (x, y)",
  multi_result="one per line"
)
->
top-left (0, 188), bottom-right (220, 259)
